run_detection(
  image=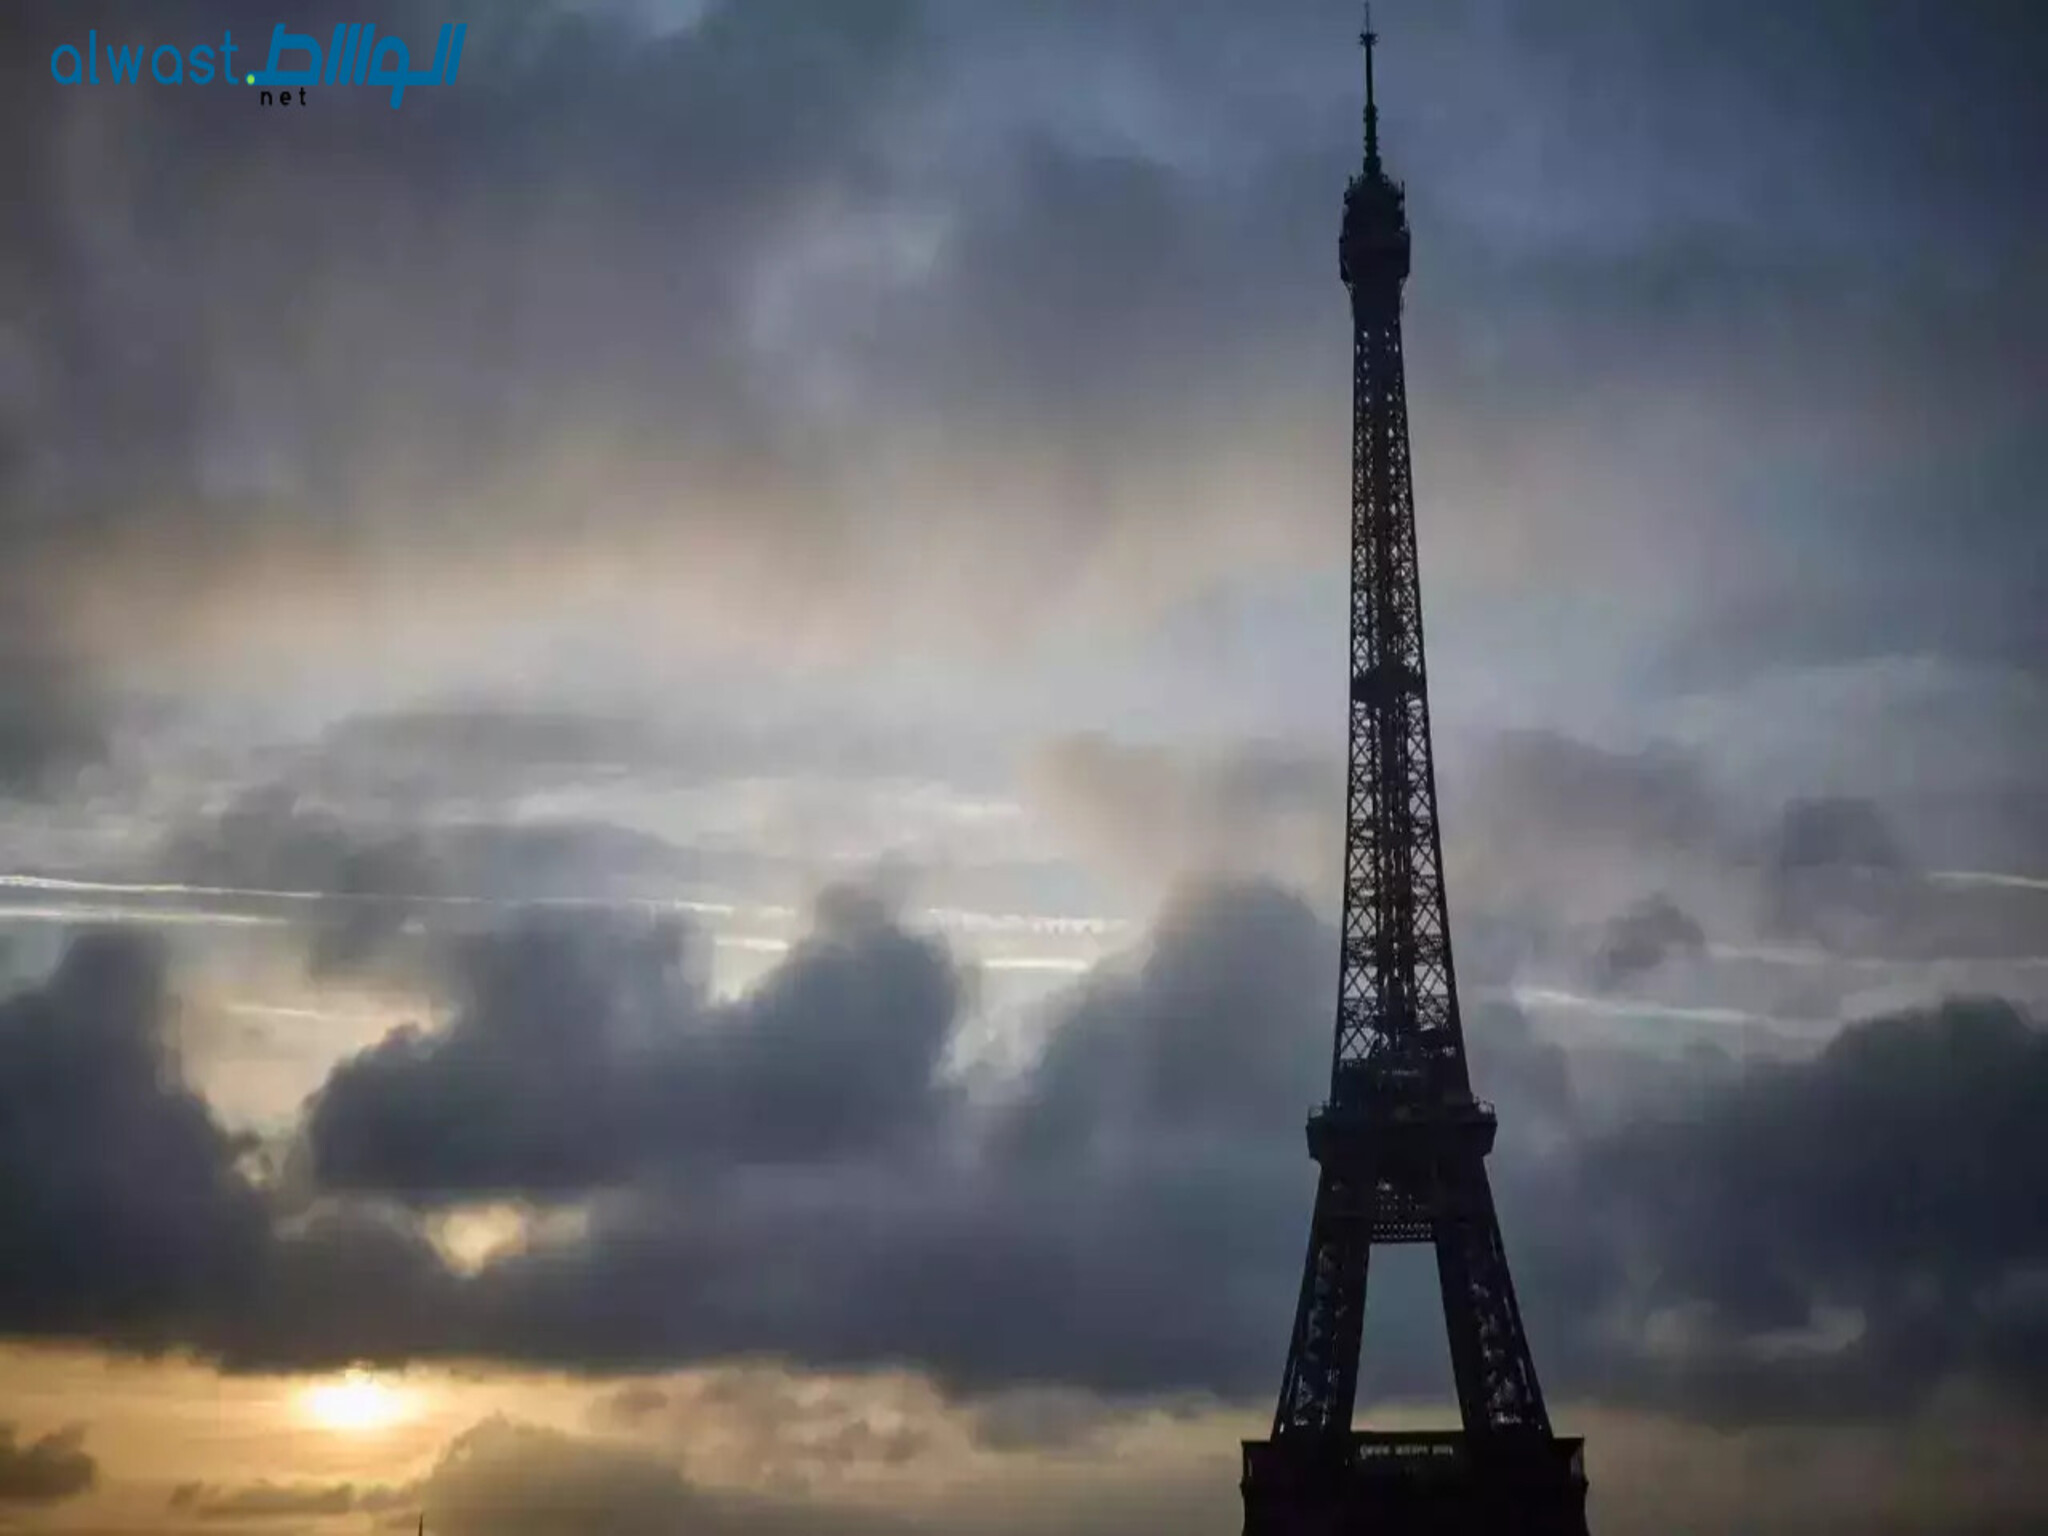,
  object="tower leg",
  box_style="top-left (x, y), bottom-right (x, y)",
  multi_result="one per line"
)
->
top-left (1433, 1161), bottom-right (1549, 1435)
top-left (1274, 1168), bottom-right (1373, 1438)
